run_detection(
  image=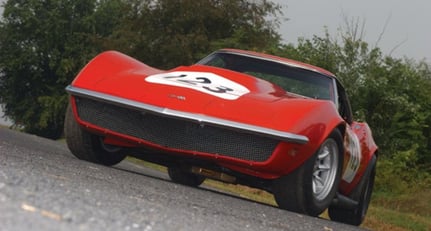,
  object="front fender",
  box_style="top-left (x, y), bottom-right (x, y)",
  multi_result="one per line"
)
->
top-left (275, 99), bottom-right (345, 152)
top-left (262, 100), bottom-right (346, 176)
top-left (72, 51), bottom-right (162, 90)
